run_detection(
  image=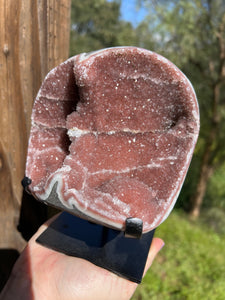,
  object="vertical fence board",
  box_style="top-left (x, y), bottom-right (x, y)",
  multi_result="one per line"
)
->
top-left (0, 0), bottom-right (71, 251)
